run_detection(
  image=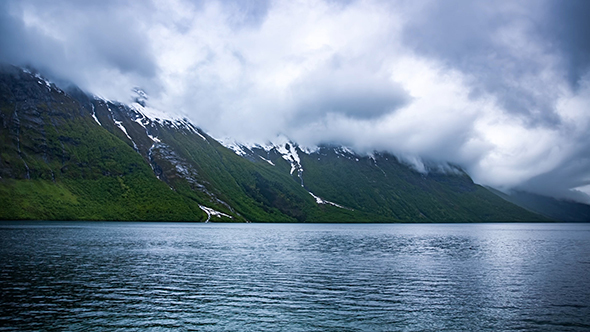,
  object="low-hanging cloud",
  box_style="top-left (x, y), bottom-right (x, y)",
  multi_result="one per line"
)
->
top-left (1, 0), bottom-right (590, 203)
top-left (290, 62), bottom-right (411, 122)
top-left (0, 0), bottom-right (158, 100)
